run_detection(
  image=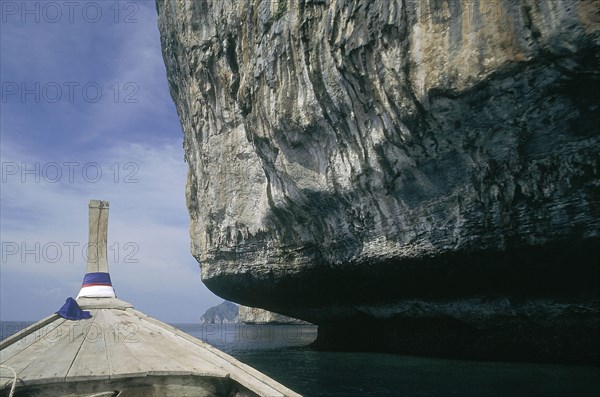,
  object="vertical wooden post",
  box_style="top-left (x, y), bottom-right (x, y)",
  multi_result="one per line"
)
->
top-left (86, 200), bottom-right (109, 274)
